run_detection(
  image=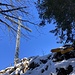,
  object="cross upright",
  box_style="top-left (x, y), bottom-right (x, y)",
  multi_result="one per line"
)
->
top-left (14, 17), bottom-right (32, 65)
